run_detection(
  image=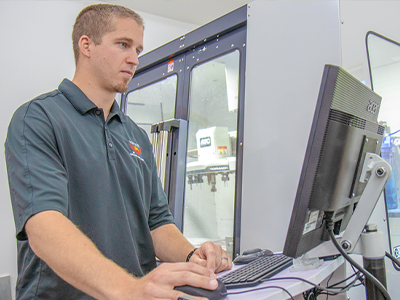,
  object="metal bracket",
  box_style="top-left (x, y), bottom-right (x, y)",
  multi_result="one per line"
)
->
top-left (305, 152), bottom-right (392, 258)
top-left (340, 152), bottom-right (391, 254)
